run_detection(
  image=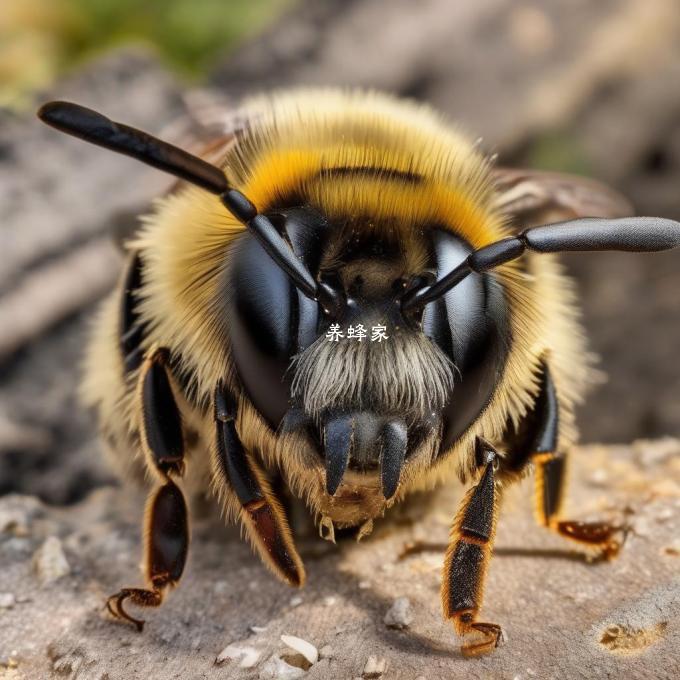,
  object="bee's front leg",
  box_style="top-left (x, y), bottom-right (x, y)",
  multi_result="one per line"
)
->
top-left (442, 437), bottom-right (503, 657)
top-left (211, 381), bottom-right (305, 587)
